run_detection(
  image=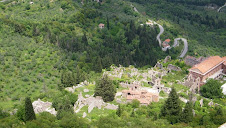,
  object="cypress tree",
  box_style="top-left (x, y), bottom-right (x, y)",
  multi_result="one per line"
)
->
top-left (180, 101), bottom-right (193, 123)
top-left (75, 65), bottom-right (85, 84)
top-left (160, 87), bottom-right (181, 124)
top-left (131, 109), bottom-right (135, 117)
top-left (107, 17), bottom-right (110, 30)
top-left (24, 97), bottom-right (36, 122)
top-left (82, 32), bottom-right (88, 45)
top-left (116, 104), bottom-right (121, 117)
